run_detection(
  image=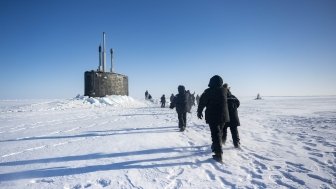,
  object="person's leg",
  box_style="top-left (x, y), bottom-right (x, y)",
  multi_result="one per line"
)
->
top-left (177, 112), bottom-right (183, 129)
top-left (209, 123), bottom-right (223, 155)
top-left (230, 126), bottom-right (240, 148)
top-left (222, 124), bottom-right (228, 145)
top-left (183, 112), bottom-right (187, 129)
top-left (178, 112), bottom-right (185, 131)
